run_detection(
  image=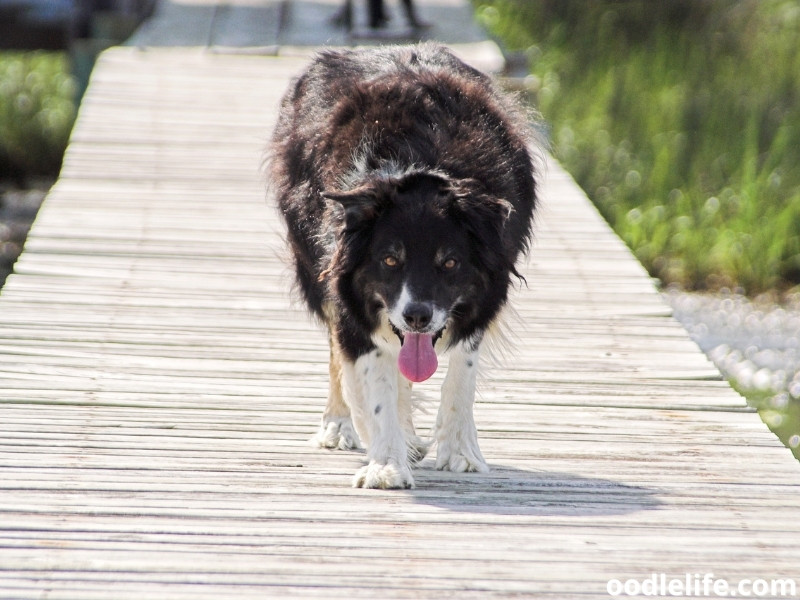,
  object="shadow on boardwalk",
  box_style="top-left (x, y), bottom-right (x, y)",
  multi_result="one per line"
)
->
top-left (411, 465), bottom-right (661, 516)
